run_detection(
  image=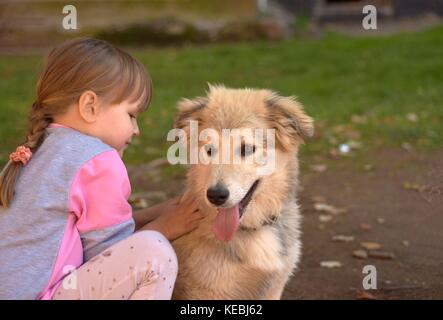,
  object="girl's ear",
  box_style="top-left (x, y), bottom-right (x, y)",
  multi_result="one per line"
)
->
top-left (266, 93), bottom-right (314, 151)
top-left (173, 96), bottom-right (208, 134)
top-left (78, 90), bottom-right (99, 123)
